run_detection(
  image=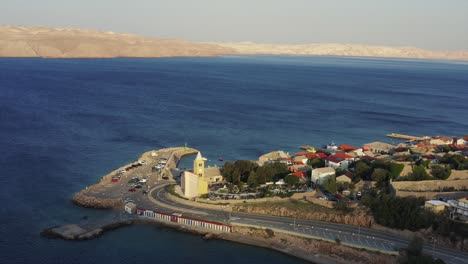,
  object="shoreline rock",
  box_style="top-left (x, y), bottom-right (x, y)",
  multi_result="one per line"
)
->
top-left (72, 193), bottom-right (123, 209)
